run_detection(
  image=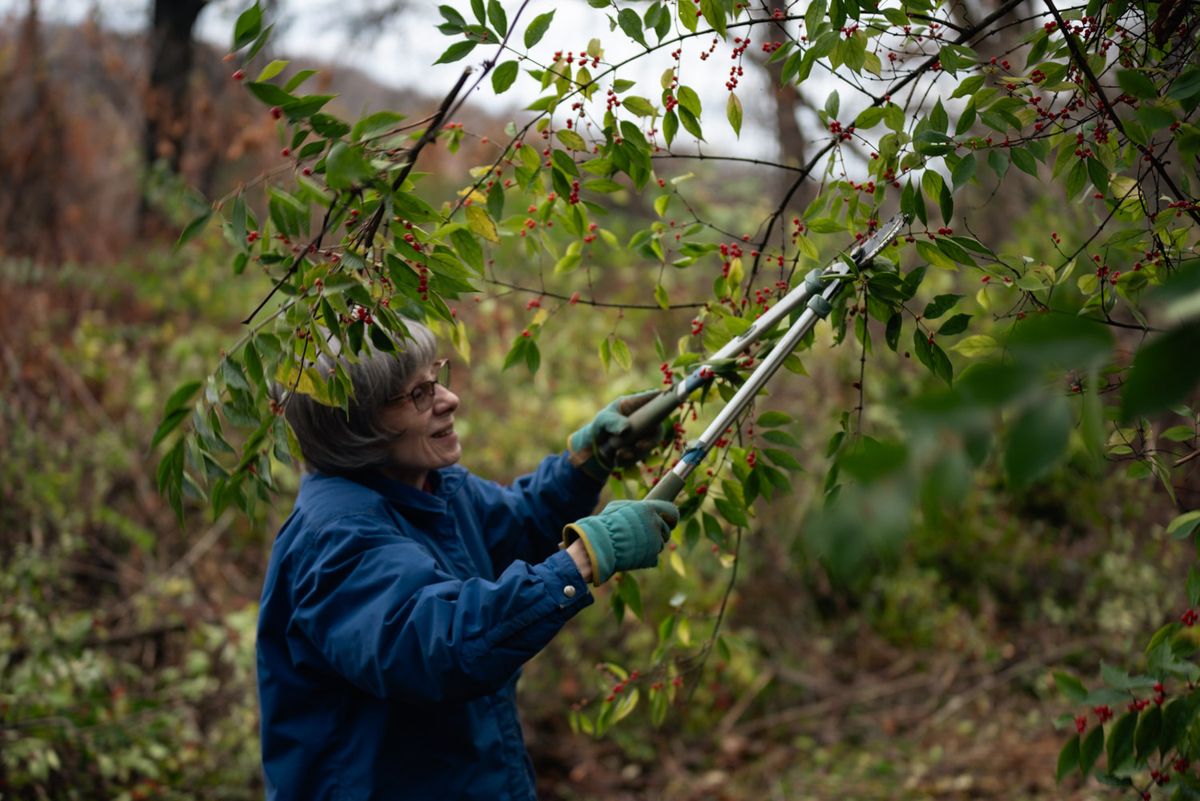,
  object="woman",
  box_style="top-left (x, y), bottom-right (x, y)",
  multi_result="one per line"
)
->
top-left (256, 320), bottom-right (677, 800)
